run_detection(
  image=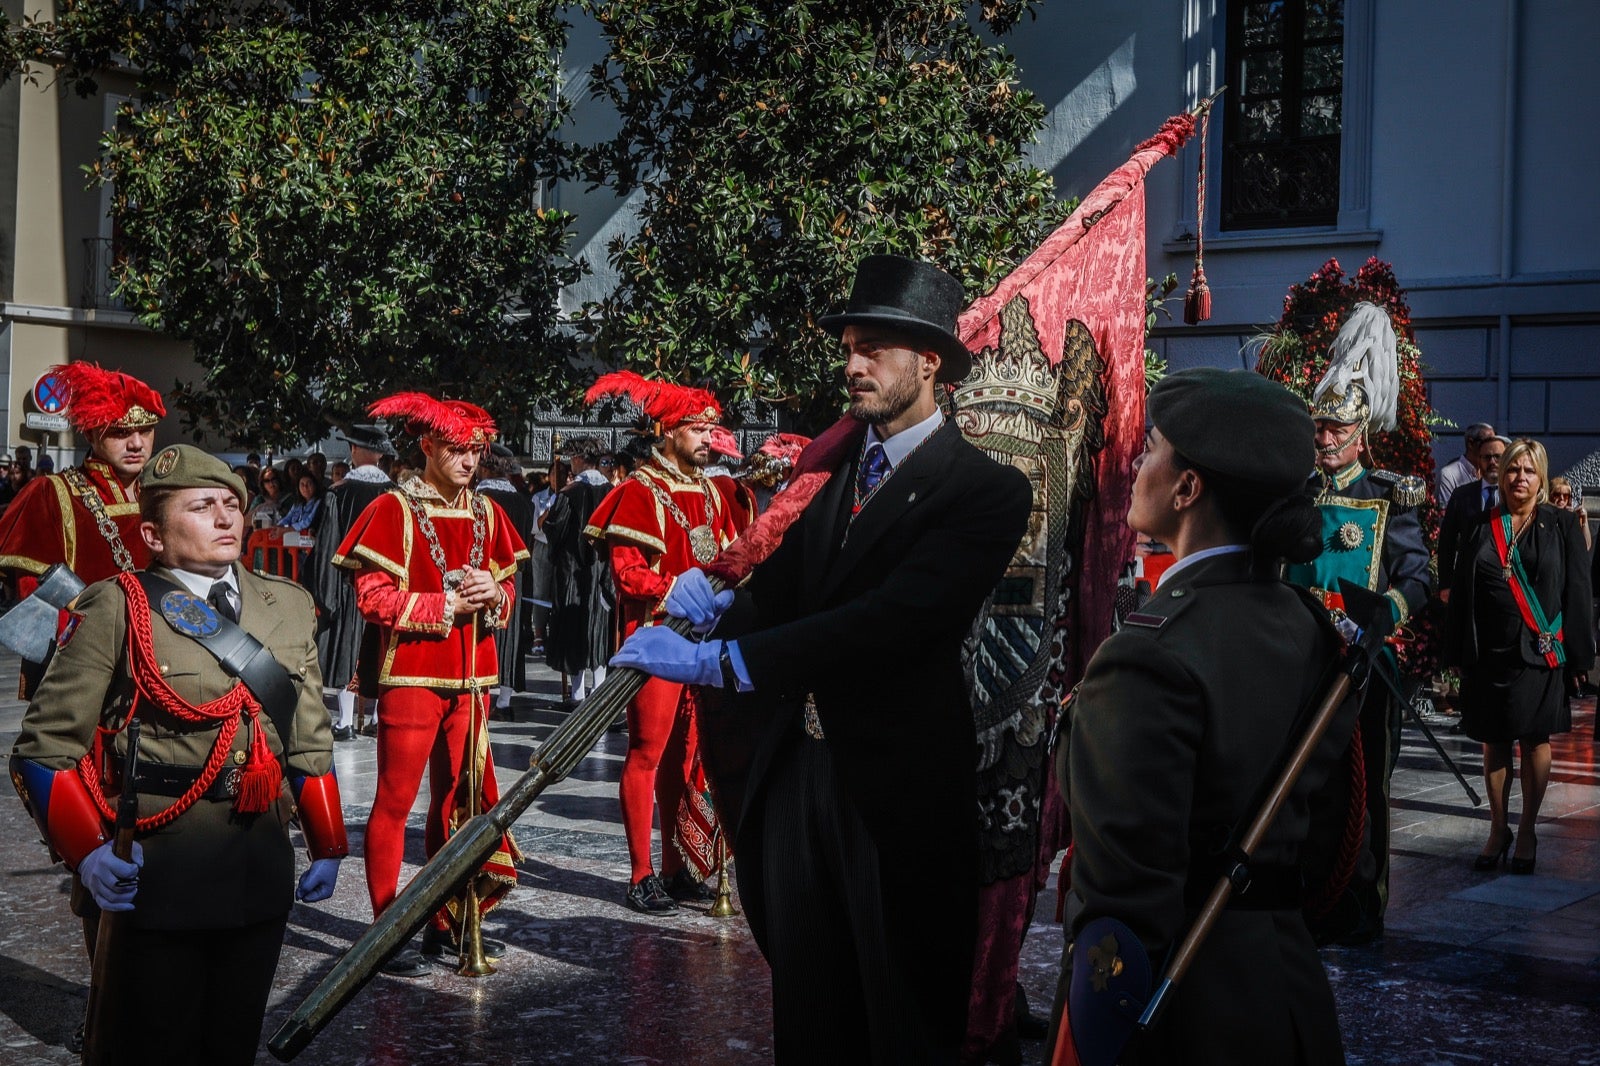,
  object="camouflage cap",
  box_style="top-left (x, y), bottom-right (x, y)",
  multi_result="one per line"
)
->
top-left (140, 444), bottom-right (248, 503)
